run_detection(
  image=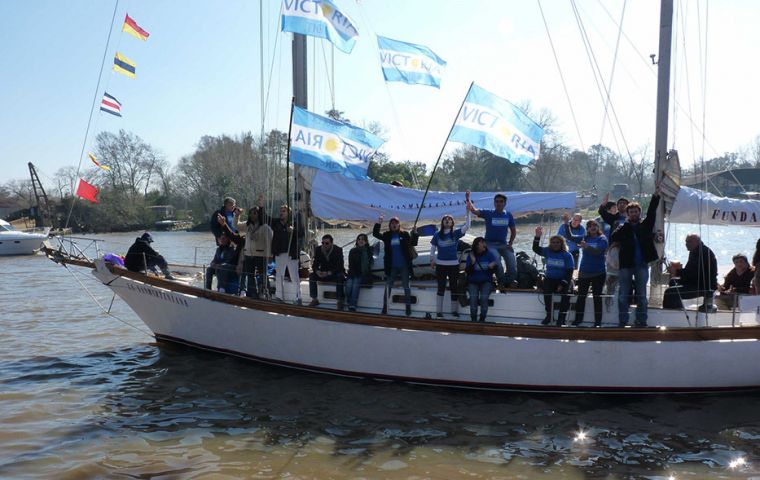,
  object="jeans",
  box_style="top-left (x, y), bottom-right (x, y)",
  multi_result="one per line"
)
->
top-left (386, 265), bottom-right (411, 306)
top-left (575, 273), bottom-right (606, 326)
top-left (309, 271), bottom-right (345, 301)
top-left (468, 281), bottom-right (492, 321)
top-left (216, 264), bottom-right (239, 293)
top-left (275, 253), bottom-right (301, 300)
top-left (617, 264), bottom-right (649, 326)
top-left (487, 242), bottom-right (517, 286)
top-left (345, 275), bottom-right (371, 309)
